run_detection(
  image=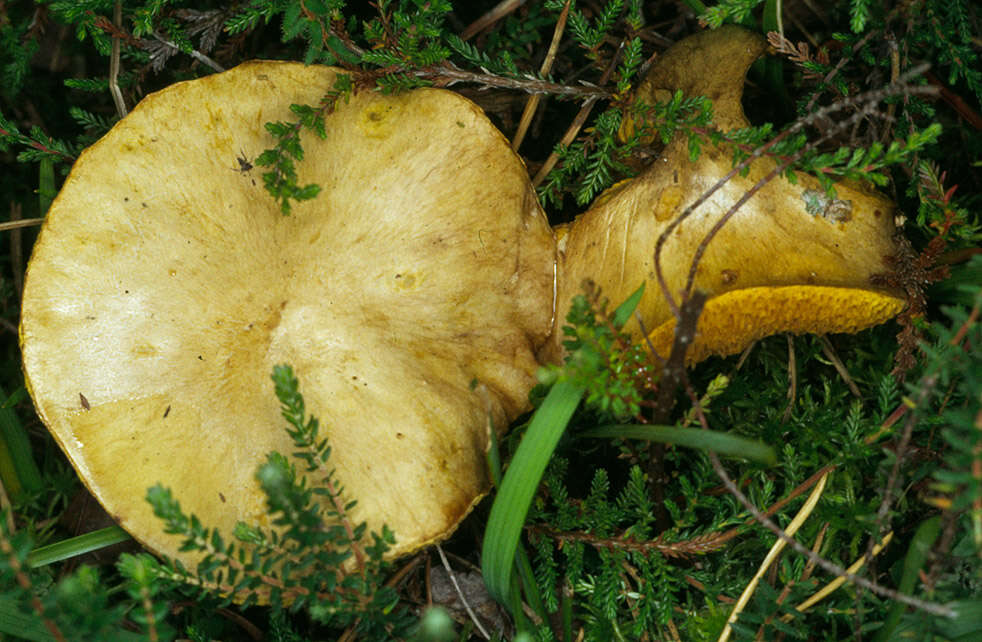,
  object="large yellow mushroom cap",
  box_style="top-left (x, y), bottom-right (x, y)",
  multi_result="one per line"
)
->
top-left (20, 61), bottom-right (555, 565)
top-left (547, 26), bottom-right (905, 363)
